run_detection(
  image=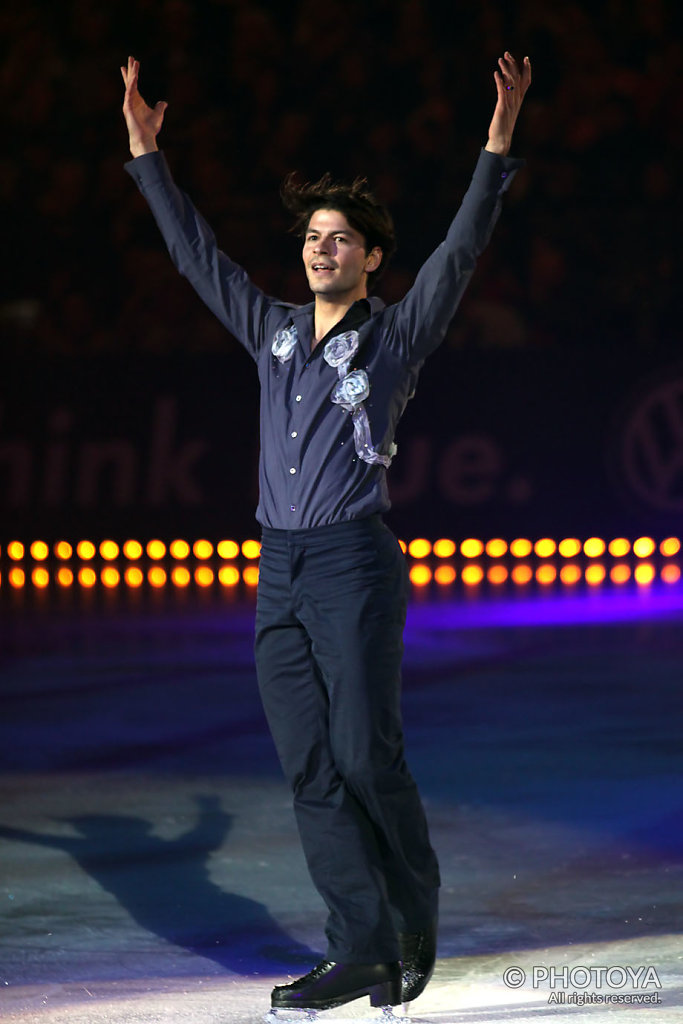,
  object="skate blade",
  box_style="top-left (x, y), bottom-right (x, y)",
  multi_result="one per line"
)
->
top-left (266, 1007), bottom-right (412, 1023)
